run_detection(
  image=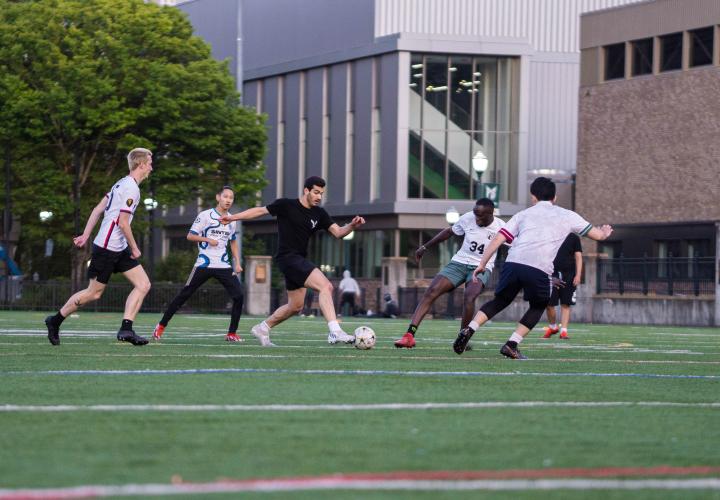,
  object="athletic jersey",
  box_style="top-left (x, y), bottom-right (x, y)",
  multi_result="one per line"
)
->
top-left (266, 198), bottom-right (334, 258)
top-left (450, 213), bottom-right (505, 272)
top-left (499, 201), bottom-right (592, 275)
top-left (93, 176), bottom-right (140, 252)
top-left (189, 208), bottom-right (237, 268)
